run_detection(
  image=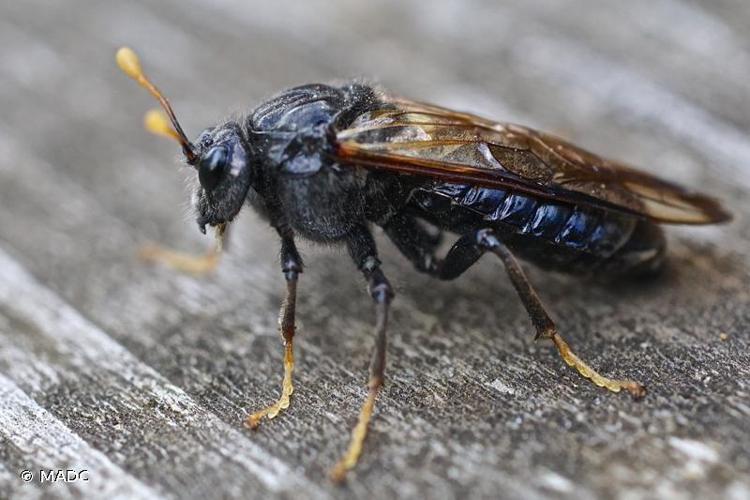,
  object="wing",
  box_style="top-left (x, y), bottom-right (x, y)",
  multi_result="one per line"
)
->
top-left (334, 95), bottom-right (731, 224)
